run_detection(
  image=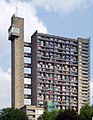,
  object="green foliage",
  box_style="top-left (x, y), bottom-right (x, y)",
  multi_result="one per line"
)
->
top-left (38, 110), bottom-right (58, 120)
top-left (78, 104), bottom-right (93, 120)
top-left (0, 108), bottom-right (29, 120)
top-left (38, 104), bottom-right (93, 120)
top-left (55, 109), bottom-right (78, 120)
top-left (38, 109), bottom-right (78, 120)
